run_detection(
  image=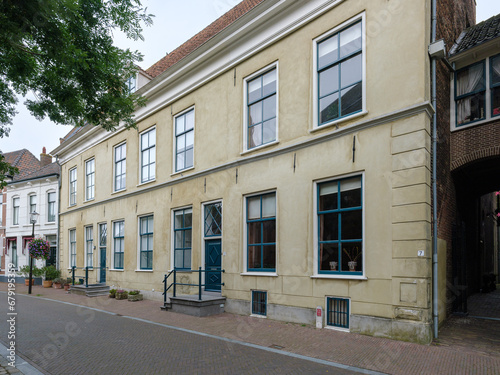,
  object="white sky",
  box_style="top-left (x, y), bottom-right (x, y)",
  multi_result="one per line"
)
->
top-left (1, 0), bottom-right (499, 158)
